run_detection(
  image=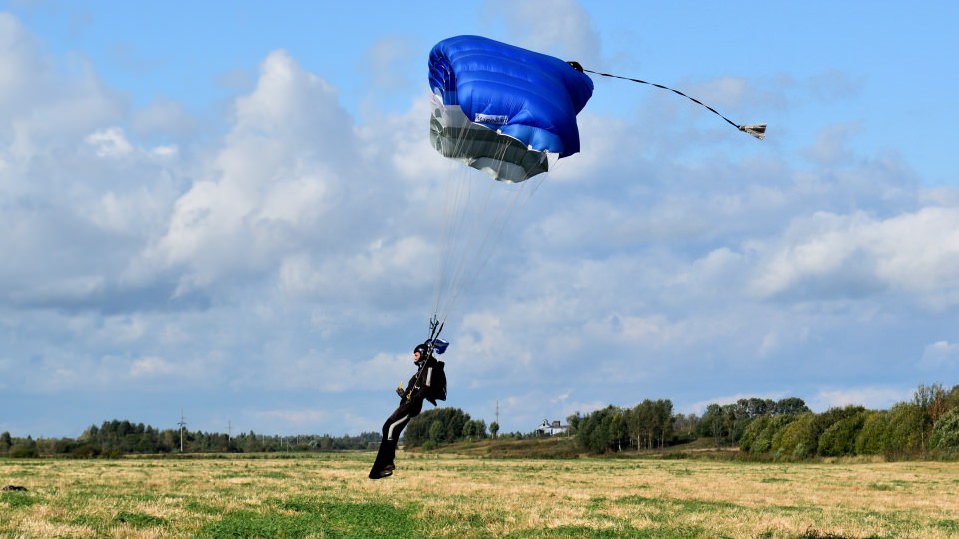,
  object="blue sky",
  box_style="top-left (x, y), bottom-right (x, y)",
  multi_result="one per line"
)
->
top-left (2, 1), bottom-right (958, 438)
